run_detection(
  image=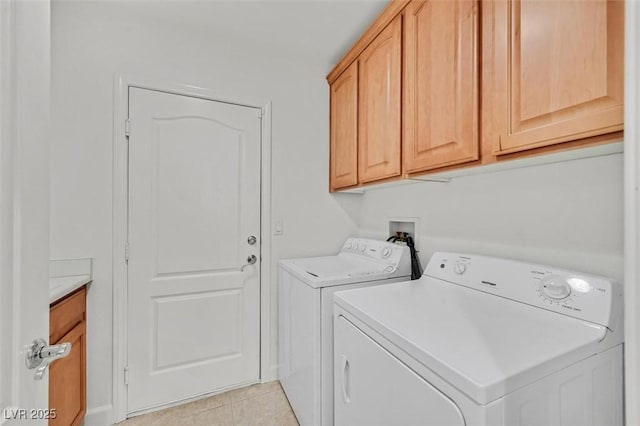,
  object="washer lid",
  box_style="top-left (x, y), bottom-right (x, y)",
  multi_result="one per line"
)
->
top-left (279, 254), bottom-right (398, 288)
top-left (291, 255), bottom-right (385, 278)
top-left (334, 277), bottom-right (609, 405)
